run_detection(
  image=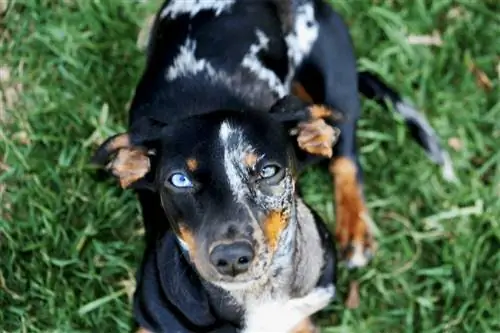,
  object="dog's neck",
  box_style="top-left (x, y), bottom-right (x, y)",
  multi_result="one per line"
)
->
top-left (131, 71), bottom-right (282, 126)
top-left (288, 197), bottom-right (326, 296)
